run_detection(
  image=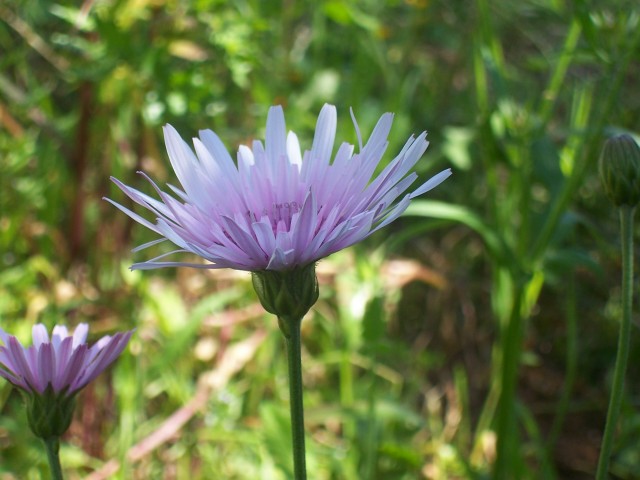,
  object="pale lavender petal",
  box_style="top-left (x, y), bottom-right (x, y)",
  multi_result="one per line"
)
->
top-left (0, 328), bottom-right (10, 346)
top-left (53, 337), bottom-right (75, 381)
top-left (0, 365), bottom-right (27, 390)
top-left (131, 260), bottom-right (224, 270)
top-left (310, 104), bottom-right (336, 164)
top-left (410, 168), bottom-right (453, 198)
top-left (72, 324), bottom-right (89, 348)
top-left (81, 335), bottom-right (112, 370)
top-left (266, 106), bottom-right (287, 167)
top-left (74, 331), bottom-right (133, 391)
top-left (252, 219), bottom-right (276, 256)
top-left (7, 337), bottom-right (38, 392)
top-left (103, 197), bottom-right (161, 234)
top-left (0, 346), bottom-right (21, 377)
top-left (25, 345), bottom-right (39, 378)
top-left (163, 124), bottom-right (208, 207)
top-left (52, 325), bottom-right (69, 342)
top-left (221, 216), bottom-right (268, 263)
top-left (287, 131), bottom-right (302, 166)
top-left (131, 238), bottom-right (168, 253)
top-left (32, 324), bottom-right (49, 349)
top-left (198, 129), bottom-right (238, 180)
top-left (363, 113), bottom-right (394, 154)
top-left (37, 343), bottom-right (55, 393)
top-left (57, 344), bottom-right (88, 393)
top-left (291, 192), bottom-right (317, 250)
top-left (349, 107), bottom-right (364, 151)
top-left (371, 194), bottom-right (412, 233)
top-left (0, 346), bottom-right (29, 389)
